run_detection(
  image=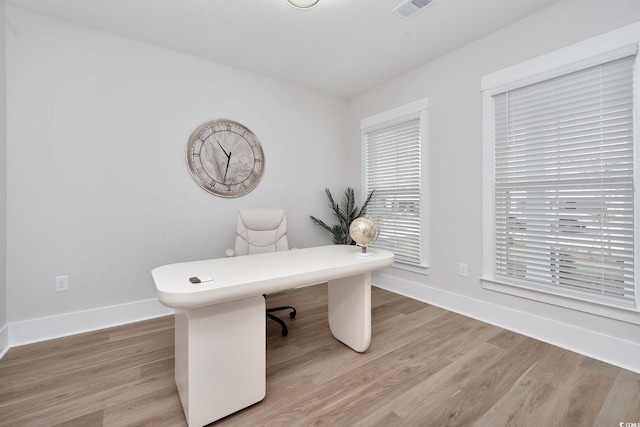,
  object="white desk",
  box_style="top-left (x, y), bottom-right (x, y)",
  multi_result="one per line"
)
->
top-left (152, 245), bottom-right (394, 427)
